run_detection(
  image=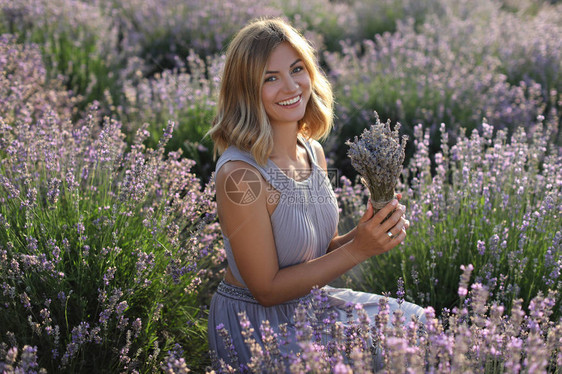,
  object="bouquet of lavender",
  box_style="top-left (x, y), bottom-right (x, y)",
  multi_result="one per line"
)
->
top-left (346, 113), bottom-right (408, 213)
